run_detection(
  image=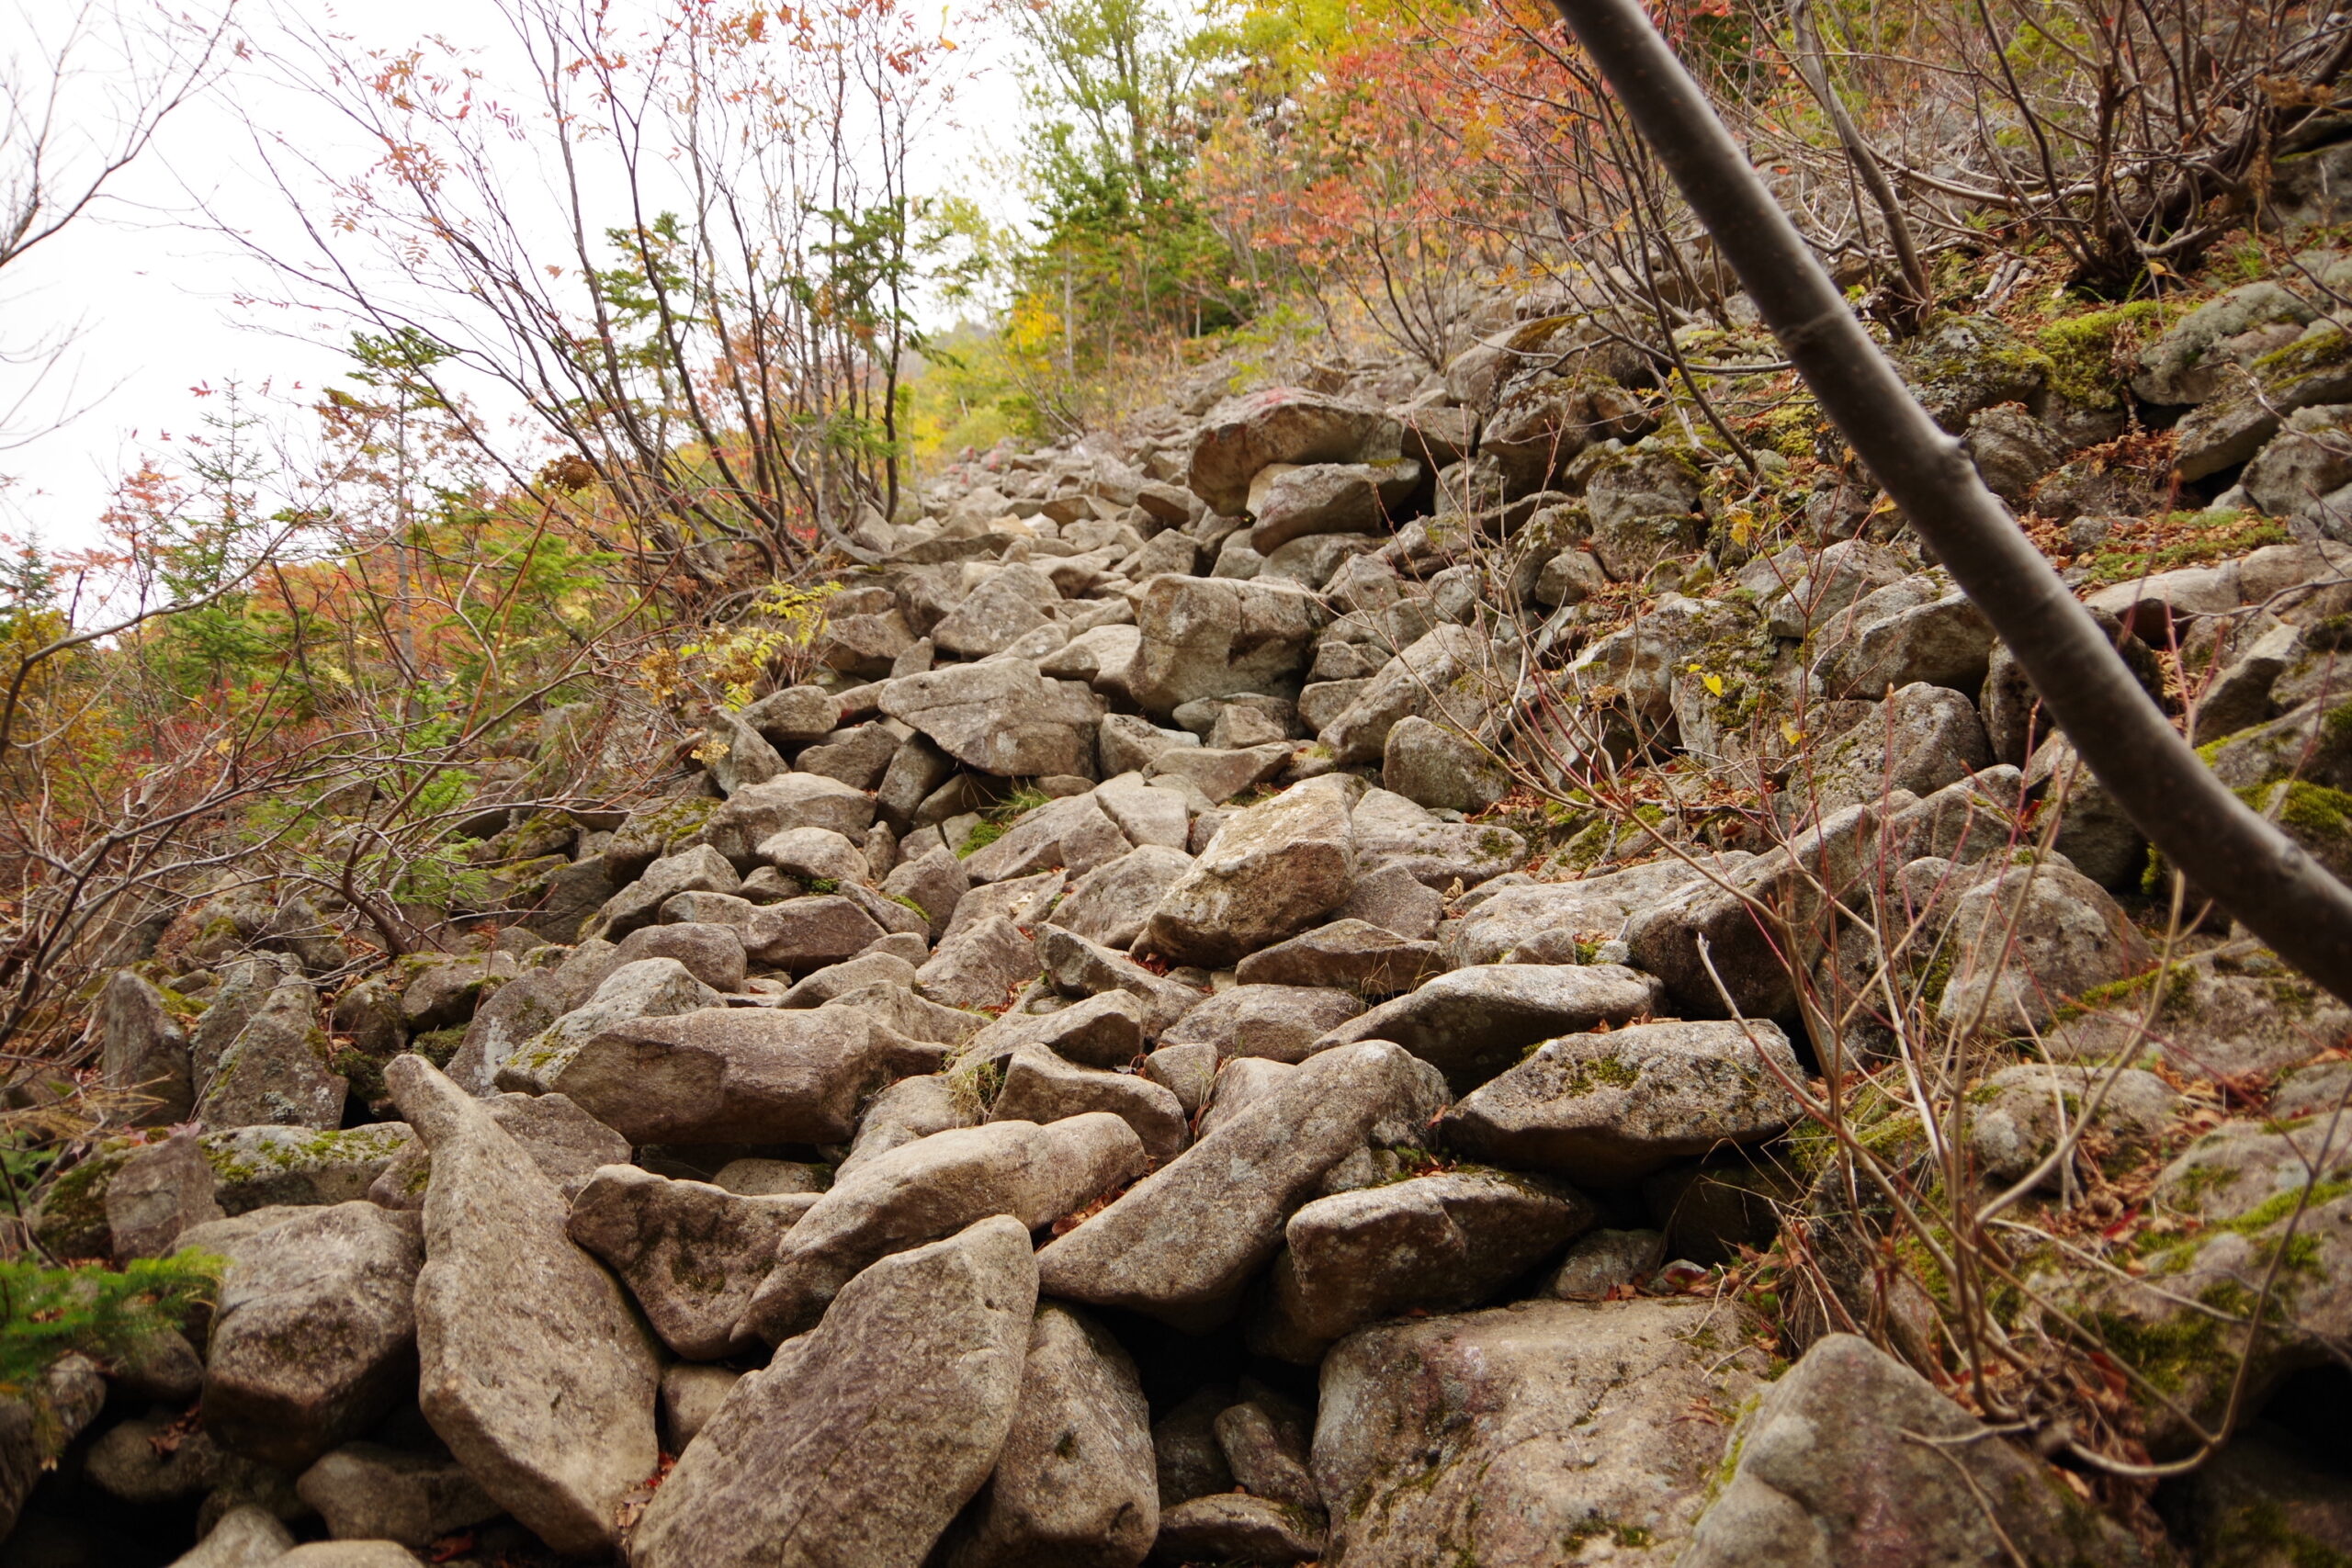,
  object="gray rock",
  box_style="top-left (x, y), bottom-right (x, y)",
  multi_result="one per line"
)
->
top-left (943, 1303), bottom-right (1158, 1568)
top-left (2135, 280), bottom-right (2315, 404)
top-left (1326, 862), bottom-right (1444, 940)
top-left (368, 1091), bottom-right (624, 1210)
top-left (587, 844), bottom-right (742, 942)
top-left (830, 980), bottom-right (986, 1046)
top-left (101, 970), bottom-right (193, 1125)
top-left (1232, 919), bottom-right (1440, 995)
top-left (1682, 1334), bottom-right (2153, 1568)
top-left (1141, 778), bottom-right (1357, 966)
top-left (740, 683), bottom-right (840, 747)
top-left (919, 915), bottom-right (1042, 1010)
top-left (1792, 682), bottom-right (1992, 818)
top-left (1050, 845), bottom-right (1195, 949)
top-left (1936, 860), bottom-right (2154, 1033)
top-left (1143, 1043), bottom-right (1219, 1113)
top-left (1810, 592), bottom-right (1997, 699)
top-left (1041, 623), bottom-right (1146, 699)
top-left (189, 1201), bottom-right (424, 1469)
top-left (1035, 1042), bottom-right (1444, 1330)
top-left (552, 1002), bottom-right (942, 1145)
top-left (1196, 1057), bottom-right (1299, 1140)
top-left (740, 1113), bottom-right (1146, 1341)
top-left (1966, 1063), bottom-right (2177, 1189)
top-left (609, 920), bottom-right (748, 991)
top-left (443, 967), bottom-right (569, 1093)
top-left (2167, 1422), bottom-right (2352, 1568)
top-left (966, 989), bottom-right (1148, 1069)
top-left (1215, 1400), bottom-right (1317, 1510)
top-left (1161, 986), bottom-right (1363, 1064)
top-left (2173, 324), bottom-right (2352, 479)
top-left (1319, 626), bottom-right (1493, 766)
top-left (276, 1541), bottom-right (429, 1565)
top-left (0, 1357), bottom-right (105, 1540)
top-left (198, 976), bottom-right (345, 1129)
top-left (1127, 575), bottom-right (1323, 720)
top-left (777, 950), bottom-right (919, 1008)
top-left (493, 956), bottom-right (723, 1093)
top-left (1254, 1171), bottom-right (1593, 1360)
top-left (189, 958), bottom-right (296, 1089)
top-left (1313, 963), bottom-right (1663, 1095)
top-left (697, 773), bottom-right (877, 866)
top-left (205, 1123), bottom-right (415, 1215)
top-left (1037, 927), bottom-right (1204, 1034)
top-left (757, 825), bottom-right (871, 886)
top-left (1148, 1494), bottom-right (1324, 1565)
top-left (1092, 773), bottom-right (1193, 849)
top-left (1962, 402), bottom-right (2070, 501)
top-left (1143, 740), bottom-right (1292, 804)
top-left (740, 894), bottom-right (888, 972)
top-left (1543, 1226), bottom-right (1668, 1300)
top-left (880, 660), bottom-right (1104, 778)
top-left (1097, 713), bottom-right (1199, 776)
top-left (944, 867), bottom-right (1065, 942)
top-left (1379, 715), bottom-right (1510, 813)
top-left (1441, 857), bottom-right (1732, 967)
top-left (1187, 388), bottom-right (1403, 515)
top-left (965, 795), bottom-right (1130, 885)
top-left (384, 1055), bottom-right (659, 1558)
top-left (884, 845), bottom-right (969, 941)
top-left (988, 1045), bottom-right (1189, 1163)
top-left (105, 1129), bottom-right (222, 1262)
top-left (628, 1216), bottom-right (1038, 1568)
top-left (838, 1072), bottom-right (978, 1178)
top-left (1347, 786), bottom-right (1525, 888)
top-left (661, 1363), bottom-right (741, 1450)
top-left (1441, 1018), bottom-right (1806, 1181)
top-left (1150, 1388), bottom-right (1236, 1508)
top-left (295, 1443), bottom-right (501, 1549)
top-left (169, 1504), bottom-right (296, 1567)
top-left (1247, 459), bottom-right (1419, 554)
top-left (933, 563), bottom-right (1062, 658)
top-left (566, 1164), bottom-right (809, 1359)
top-left (1317, 1297), bottom-right (1770, 1567)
